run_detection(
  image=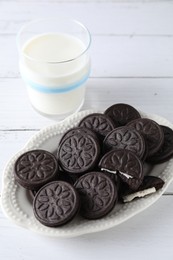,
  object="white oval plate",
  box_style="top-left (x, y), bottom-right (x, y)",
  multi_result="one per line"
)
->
top-left (1, 110), bottom-right (173, 237)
